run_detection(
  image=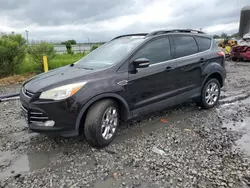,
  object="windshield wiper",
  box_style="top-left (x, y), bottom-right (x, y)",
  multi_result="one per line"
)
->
top-left (82, 67), bottom-right (94, 70)
top-left (74, 64), bottom-right (94, 70)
